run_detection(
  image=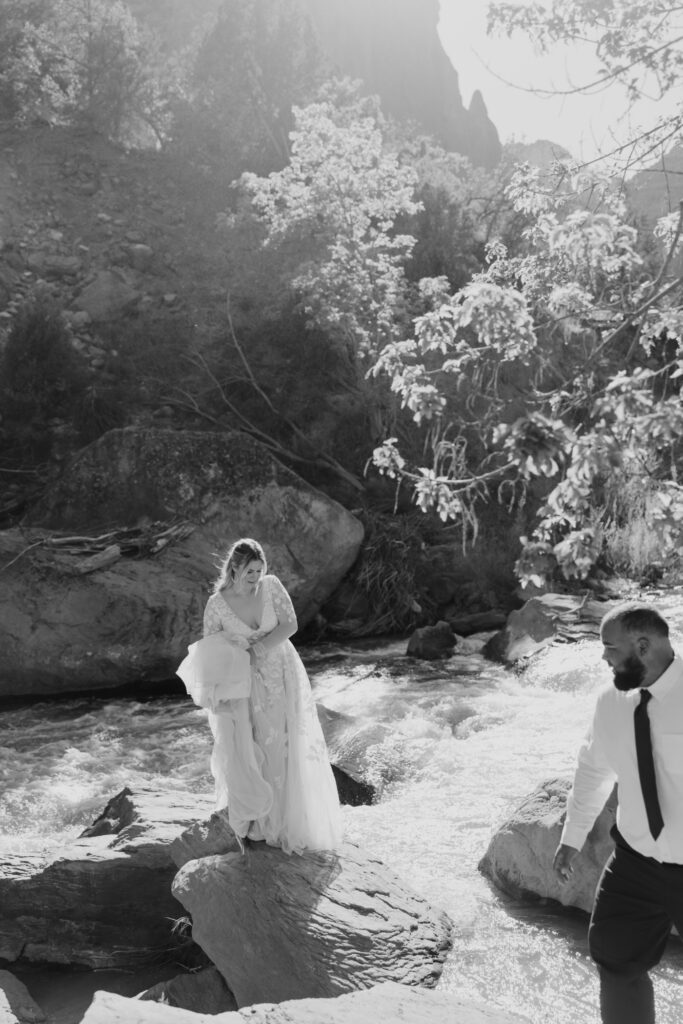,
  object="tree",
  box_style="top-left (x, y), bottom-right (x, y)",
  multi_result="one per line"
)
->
top-left (2, 0), bottom-right (183, 145)
top-left (237, 82), bottom-right (421, 361)
top-left (371, 175), bottom-right (683, 579)
top-left (172, 0), bottom-right (324, 177)
top-left (235, 81), bottom-right (683, 584)
top-left (488, 1), bottom-right (683, 170)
